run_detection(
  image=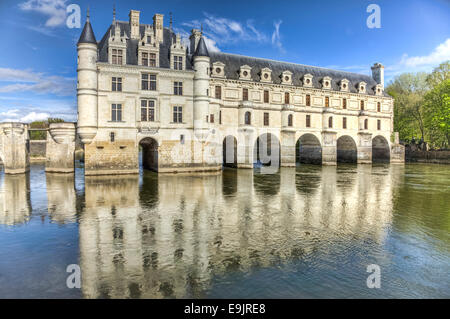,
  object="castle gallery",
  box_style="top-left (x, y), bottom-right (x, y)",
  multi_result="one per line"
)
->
top-left (77, 9), bottom-right (404, 175)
